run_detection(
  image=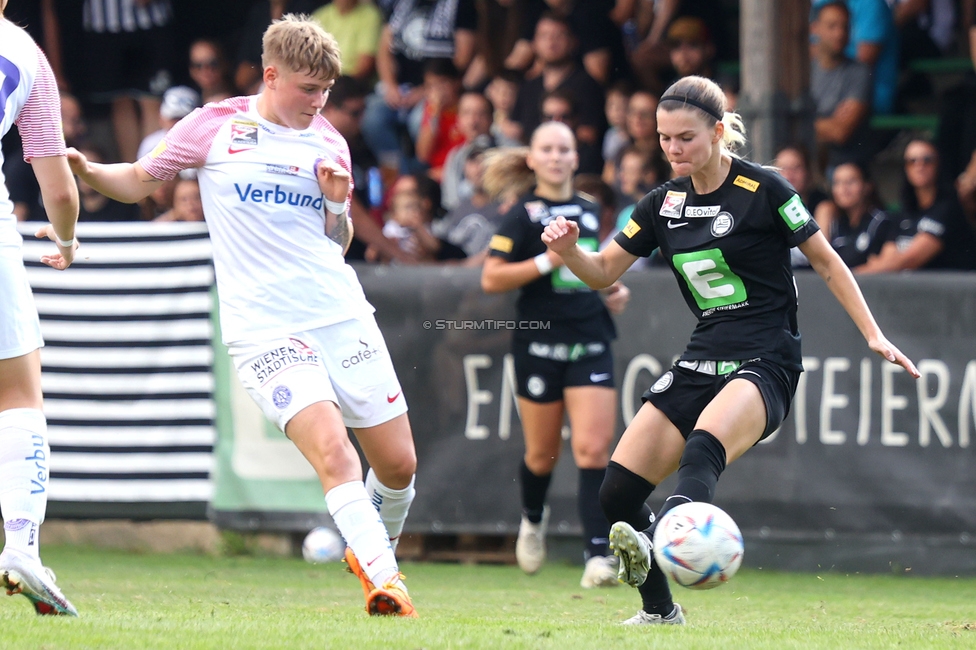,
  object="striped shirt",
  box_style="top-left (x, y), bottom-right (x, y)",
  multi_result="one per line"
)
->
top-left (83, 0), bottom-right (172, 34)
